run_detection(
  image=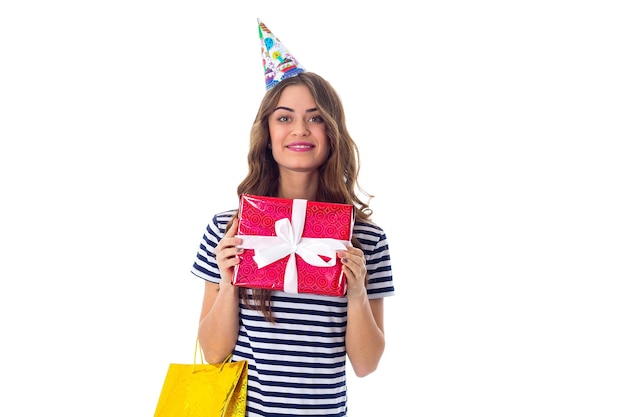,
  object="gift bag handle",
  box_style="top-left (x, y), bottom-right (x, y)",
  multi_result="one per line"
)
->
top-left (193, 338), bottom-right (234, 372)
